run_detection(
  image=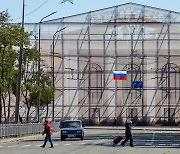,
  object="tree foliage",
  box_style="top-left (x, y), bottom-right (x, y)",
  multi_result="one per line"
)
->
top-left (0, 11), bottom-right (30, 123)
top-left (0, 11), bottom-right (54, 123)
